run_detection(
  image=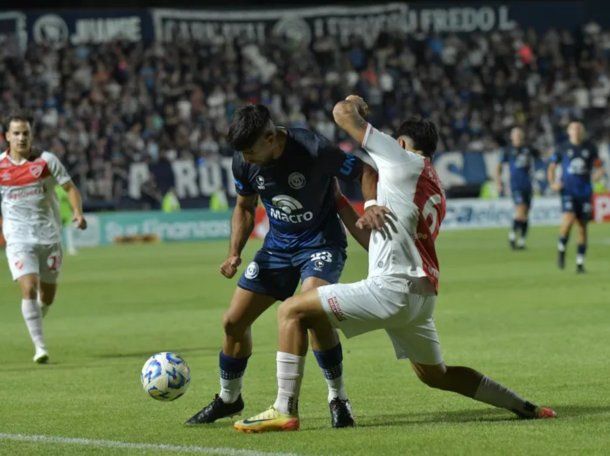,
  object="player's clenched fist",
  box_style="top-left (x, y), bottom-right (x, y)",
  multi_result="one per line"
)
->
top-left (220, 255), bottom-right (242, 278)
top-left (345, 95), bottom-right (369, 117)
